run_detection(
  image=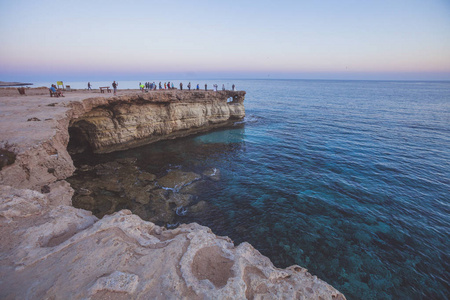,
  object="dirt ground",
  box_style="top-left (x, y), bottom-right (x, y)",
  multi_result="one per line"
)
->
top-left (0, 87), bottom-right (143, 97)
top-left (0, 87), bottom-right (52, 97)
